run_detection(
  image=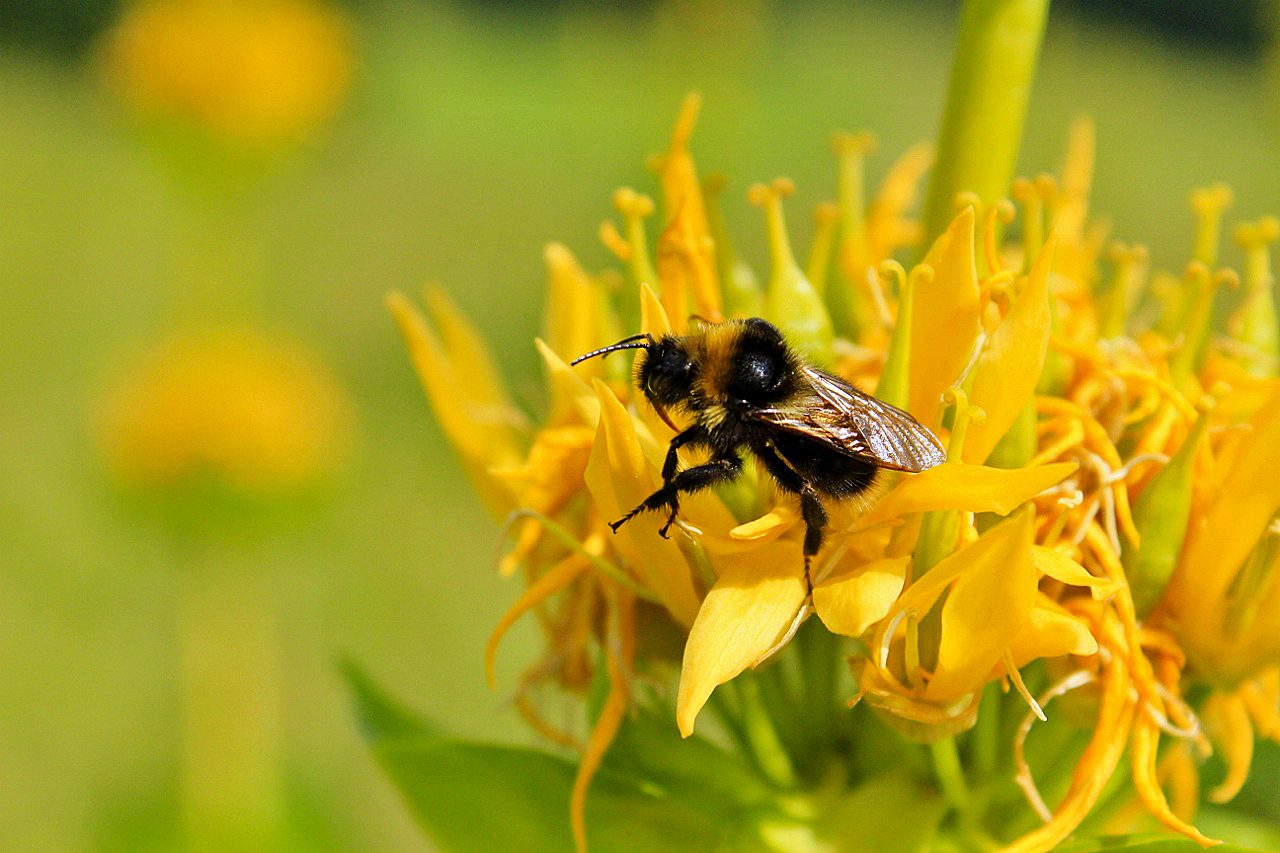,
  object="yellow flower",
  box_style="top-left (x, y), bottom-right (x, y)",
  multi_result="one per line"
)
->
top-left (99, 0), bottom-right (353, 151)
top-left (397, 97), bottom-right (1243, 852)
top-left (97, 324), bottom-right (354, 504)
